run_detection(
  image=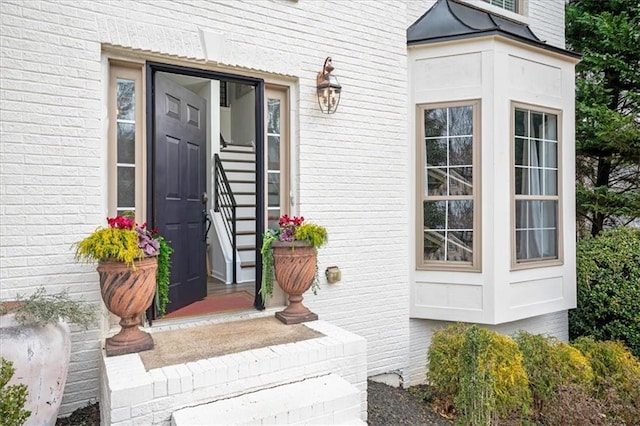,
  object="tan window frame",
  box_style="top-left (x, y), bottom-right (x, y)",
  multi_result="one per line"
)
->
top-left (416, 100), bottom-right (481, 272)
top-left (511, 101), bottom-right (563, 270)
